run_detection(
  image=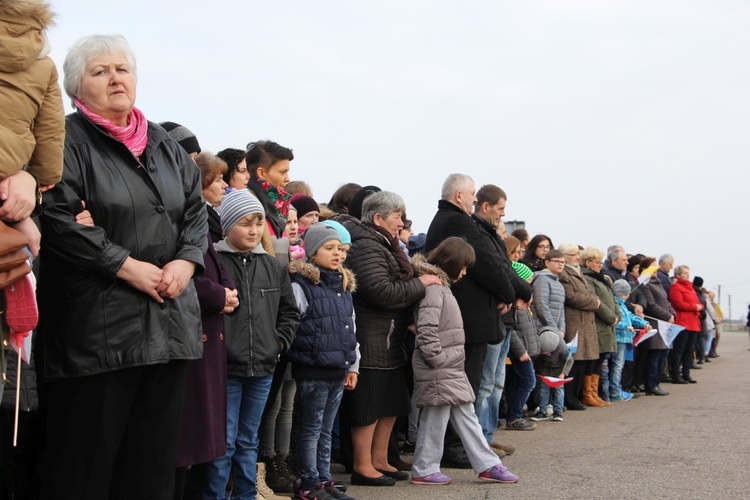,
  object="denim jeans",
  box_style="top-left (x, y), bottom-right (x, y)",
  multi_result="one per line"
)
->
top-left (295, 379), bottom-right (344, 491)
top-left (538, 384), bottom-right (564, 414)
top-left (646, 349), bottom-right (668, 390)
top-left (609, 343), bottom-right (628, 397)
top-left (205, 374), bottom-right (273, 500)
top-left (599, 353), bottom-right (611, 402)
top-left (505, 358), bottom-right (536, 421)
top-left (475, 333), bottom-right (511, 443)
